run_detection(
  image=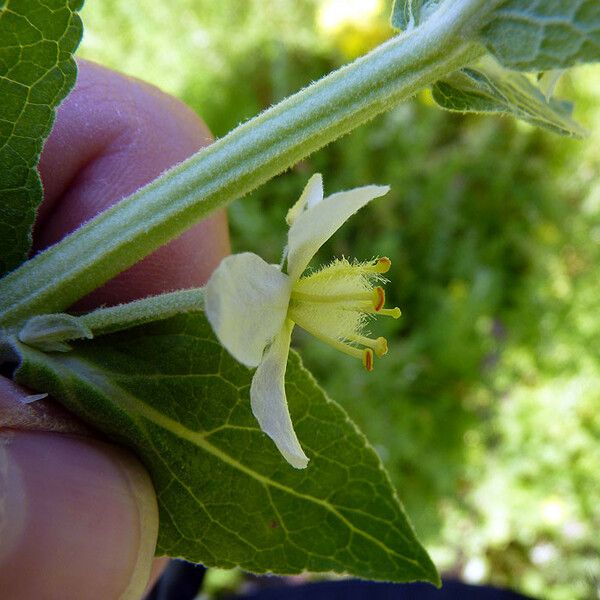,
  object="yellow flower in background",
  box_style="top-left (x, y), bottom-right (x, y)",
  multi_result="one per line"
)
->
top-left (316, 0), bottom-right (391, 59)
